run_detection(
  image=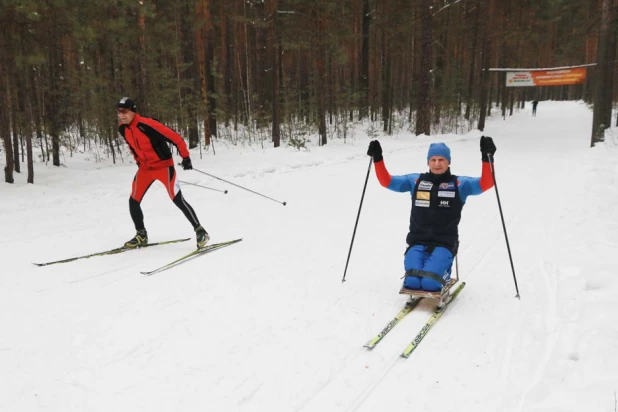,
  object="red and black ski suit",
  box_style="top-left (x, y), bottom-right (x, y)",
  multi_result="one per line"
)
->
top-left (119, 114), bottom-right (200, 231)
